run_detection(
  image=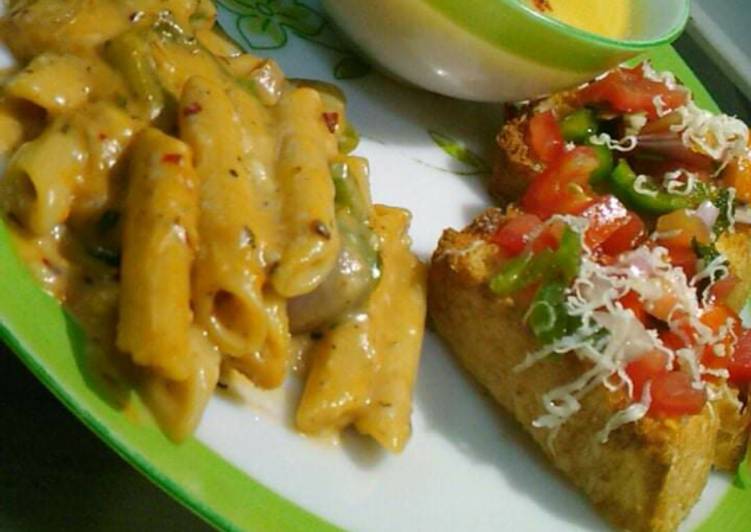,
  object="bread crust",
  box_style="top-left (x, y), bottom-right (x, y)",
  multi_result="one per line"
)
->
top-left (490, 94), bottom-right (578, 204)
